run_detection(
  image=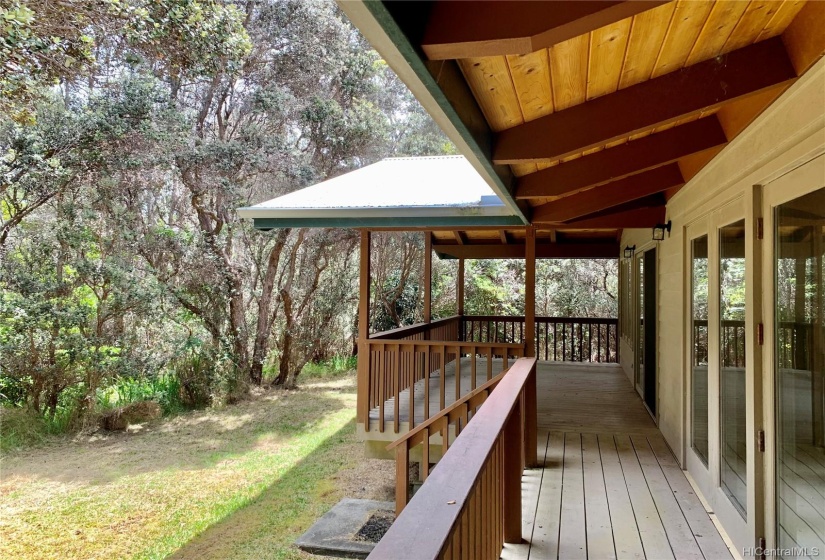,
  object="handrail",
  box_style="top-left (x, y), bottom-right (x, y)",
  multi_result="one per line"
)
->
top-left (368, 357), bottom-right (538, 560)
top-left (386, 370), bottom-right (506, 452)
top-left (370, 315), bottom-right (461, 340)
top-left (464, 314), bottom-right (618, 323)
